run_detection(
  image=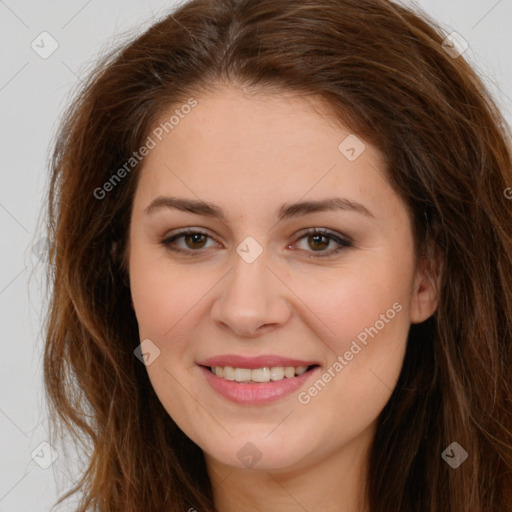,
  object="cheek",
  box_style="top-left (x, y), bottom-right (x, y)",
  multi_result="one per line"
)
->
top-left (291, 257), bottom-right (411, 409)
top-left (128, 247), bottom-right (207, 430)
top-left (129, 244), bottom-right (205, 340)
top-left (293, 274), bottom-right (409, 442)
top-left (291, 255), bottom-right (411, 351)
